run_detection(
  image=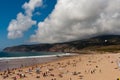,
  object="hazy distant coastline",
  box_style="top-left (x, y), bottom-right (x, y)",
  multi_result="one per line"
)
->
top-left (3, 35), bottom-right (120, 53)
